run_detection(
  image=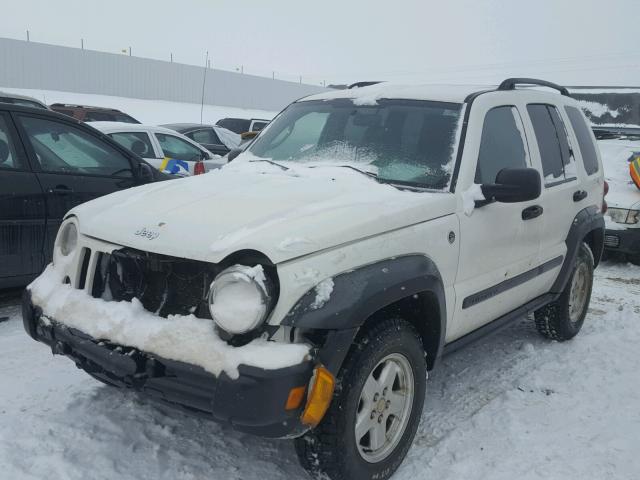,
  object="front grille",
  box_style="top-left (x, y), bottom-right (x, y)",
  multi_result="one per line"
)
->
top-left (90, 248), bottom-right (220, 318)
top-left (604, 234), bottom-right (620, 248)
